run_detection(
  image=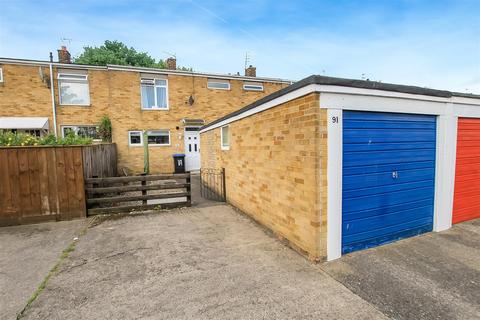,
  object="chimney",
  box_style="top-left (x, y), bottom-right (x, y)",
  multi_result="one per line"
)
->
top-left (166, 57), bottom-right (176, 70)
top-left (57, 46), bottom-right (71, 64)
top-left (245, 65), bottom-right (256, 77)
